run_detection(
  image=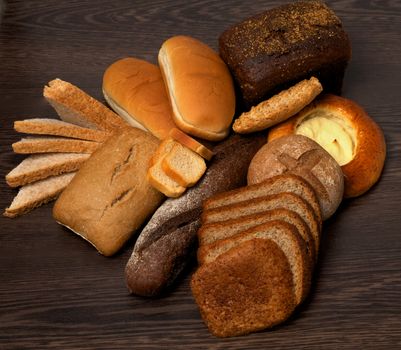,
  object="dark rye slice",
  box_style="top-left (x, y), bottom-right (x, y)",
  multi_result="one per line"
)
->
top-left (197, 220), bottom-right (311, 306)
top-left (191, 238), bottom-right (296, 338)
top-left (198, 208), bottom-right (316, 264)
top-left (203, 173), bottom-right (322, 227)
top-left (202, 192), bottom-right (321, 255)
